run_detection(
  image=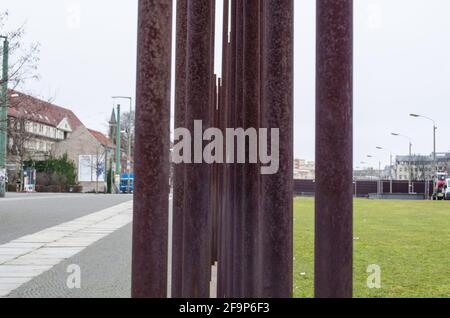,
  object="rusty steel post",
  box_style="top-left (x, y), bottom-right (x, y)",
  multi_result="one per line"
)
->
top-left (205, 0), bottom-right (216, 283)
top-left (315, 0), bottom-right (353, 298)
top-left (232, 0), bottom-right (244, 298)
top-left (258, 0), bottom-right (294, 298)
top-left (224, 0), bottom-right (237, 298)
top-left (132, 0), bottom-right (173, 298)
top-left (217, 0), bottom-right (230, 298)
top-left (181, 0), bottom-right (213, 298)
top-left (171, 0), bottom-right (187, 299)
top-left (217, 0), bottom-right (230, 294)
top-left (210, 75), bottom-right (219, 267)
top-left (241, 0), bottom-right (261, 298)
